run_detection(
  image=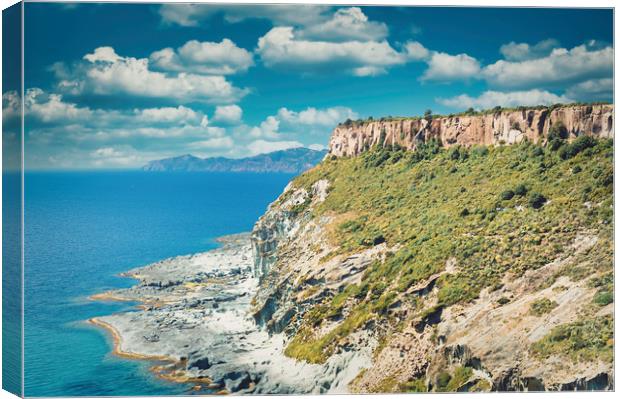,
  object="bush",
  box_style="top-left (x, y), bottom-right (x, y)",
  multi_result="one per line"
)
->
top-left (531, 147), bottom-right (544, 157)
top-left (593, 291), bottom-right (613, 306)
top-left (460, 208), bottom-right (470, 217)
top-left (436, 372), bottom-right (451, 389)
top-left (514, 184), bottom-right (528, 196)
top-left (530, 298), bottom-right (558, 316)
top-left (572, 165), bottom-right (582, 174)
top-left (529, 192), bottom-right (547, 209)
top-left (559, 136), bottom-right (597, 160)
top-left (497, 297), bottom-right (510, 305)
top-left (500, 190), bottom-right (515, 200)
